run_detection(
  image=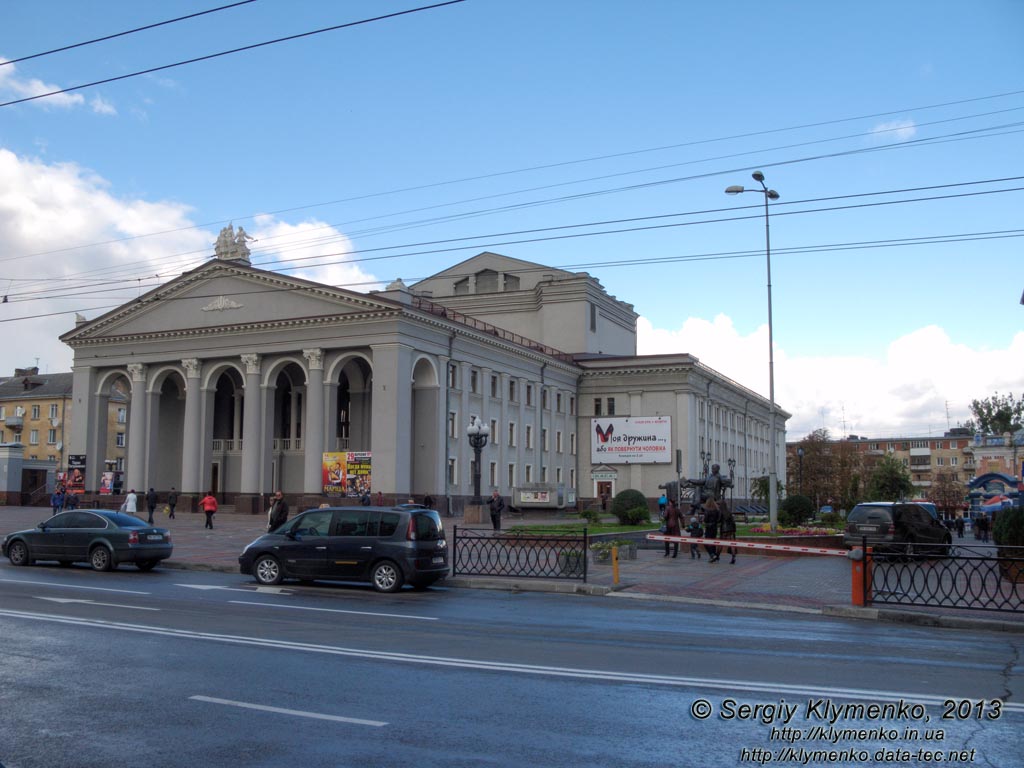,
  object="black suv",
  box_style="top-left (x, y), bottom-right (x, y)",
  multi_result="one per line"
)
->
top-left (238, 506), bottom-right (448, 592)
top-left (843, 501), bottom-right (952, 555)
